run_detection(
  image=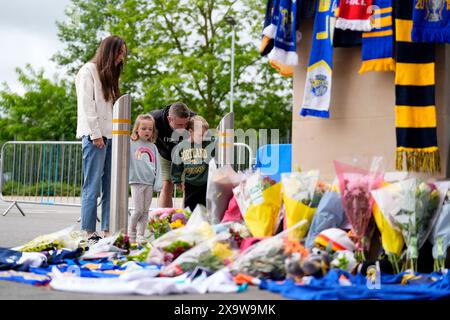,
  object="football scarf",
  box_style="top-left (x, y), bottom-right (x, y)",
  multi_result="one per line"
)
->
top-left (268, 0), bottom-right (300, 66)
top-left (412, 0), bottom-right (450, 43)
top-left (0, 270), bottom-right (51, 286)
top-left (300, 0), bottom-right (338, 118)
top-left (336, 0), bottom-right (374, 31)
top-left (359, 0), bottom-right (395, 73)
top-left (395, 0), bottom-right (441, 173)
top-left (261, 0), bottom-right (293, 76)
top-left (270, 0), bottom-right (301, 77)
top-left (260, 0), bottom-right (277, 56)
